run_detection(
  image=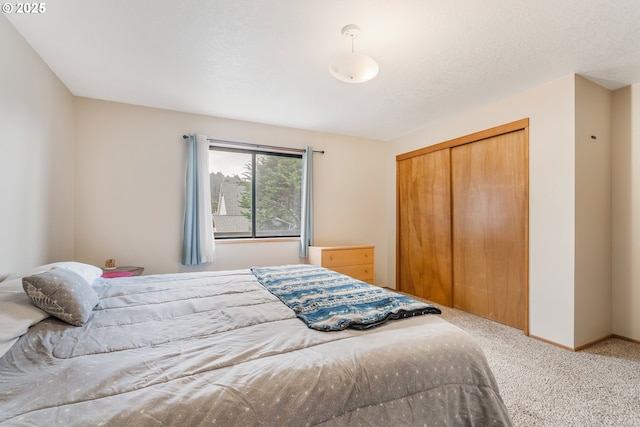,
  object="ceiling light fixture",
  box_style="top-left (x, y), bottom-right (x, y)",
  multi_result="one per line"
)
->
top-left (328, 25), bottom-right (379, 83)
